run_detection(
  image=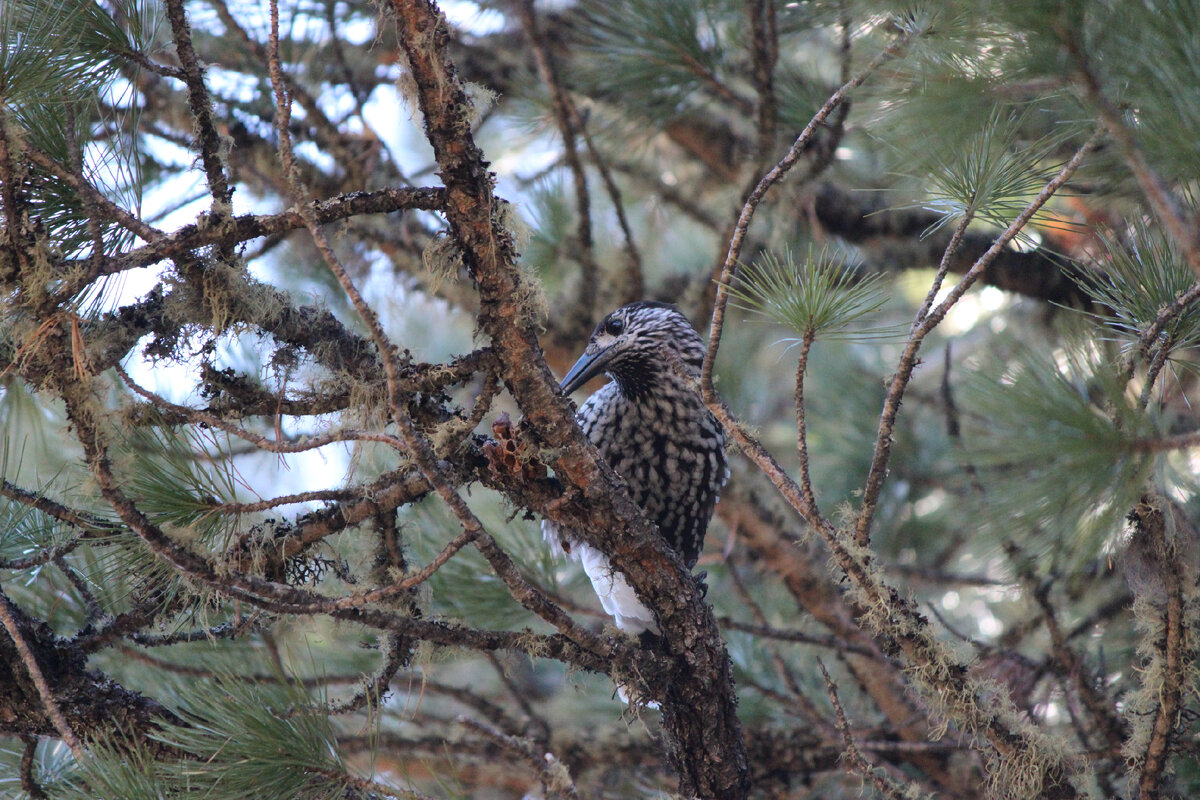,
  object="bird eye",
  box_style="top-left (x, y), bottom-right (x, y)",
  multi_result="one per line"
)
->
top-left (604, 316), bottom-right (625, 336)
